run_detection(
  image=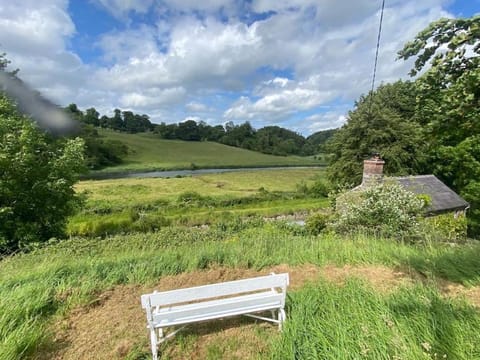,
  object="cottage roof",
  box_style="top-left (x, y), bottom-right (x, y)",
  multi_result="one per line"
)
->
top-left (390, 175), bottom-right (469, 214)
